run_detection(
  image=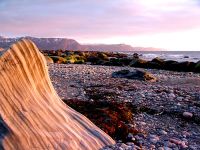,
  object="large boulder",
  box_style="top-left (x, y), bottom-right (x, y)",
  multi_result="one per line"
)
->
top-left (112, 69), bottom-right (157, 82)
top-left (146, 62), bottom-right (163, 69)
top-left (129, 58), bottom-right (148, 68)
top-left (97, 52), bottom-right (109, 61)
top-left (176, 61), bottom-right (195, 72)
top-left (133, 53), bottom-right (139, 59)
top-left (163, 60), bottom-right (179, 71)
top-left (119, 58), bottom-right (132, 66)
top-left (194, 61), bottom-right (200, 73)
top-left (151, 57), bottom-right (165, 64)
top-left (50, 56), bottom-right (67, 63)
top-left (150, 57), bottom-right (165, 68)
top-left (187, 62), bottom-right (196, 71)
top-left (65, 54), bottom-right (86, 64)
top-left (163, 61), bottom-right (195, 72)
top-left (109, 58), bottom-right (123, 66)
